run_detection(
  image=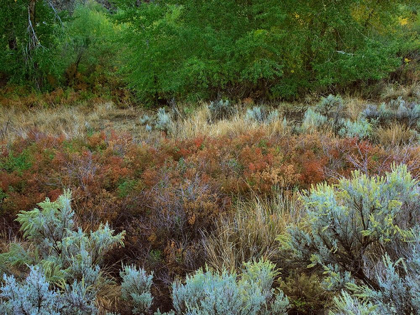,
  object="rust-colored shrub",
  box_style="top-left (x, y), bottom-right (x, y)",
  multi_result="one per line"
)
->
top-left (2, 127), bottom-right (420, 304)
